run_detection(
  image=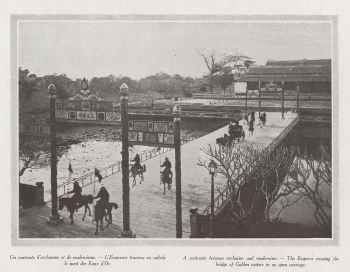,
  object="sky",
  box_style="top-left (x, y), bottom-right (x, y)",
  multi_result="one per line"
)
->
top-left (18, 21), bottom-right (332, 80)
